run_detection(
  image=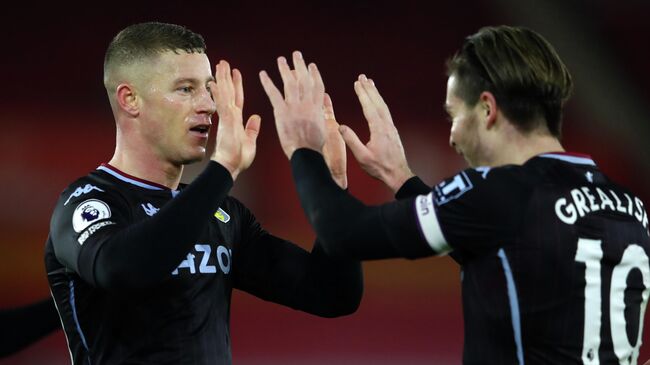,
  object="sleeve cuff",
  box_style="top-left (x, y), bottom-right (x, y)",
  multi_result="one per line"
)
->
top-left (395, 176), bottom-right (430, 199)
